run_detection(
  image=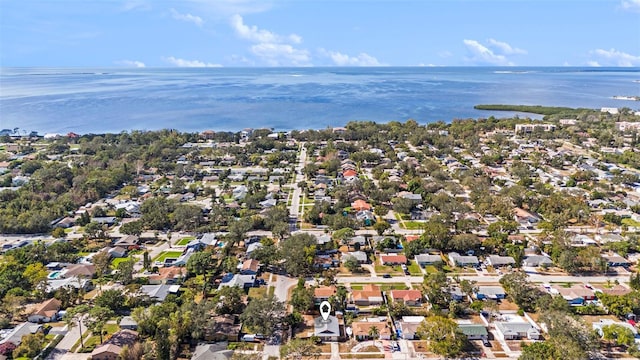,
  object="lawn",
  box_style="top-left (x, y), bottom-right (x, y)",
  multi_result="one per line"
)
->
top-left (176, 236), bottom-right (196, 246)
top-left (425, 265), bottom-right (440, 274)
top-left (110, 257), bottom-right (131, 267)
top-left (402, 221), bottom-right (425, 230)
top-left (153, 250), bottom-right (184, 262)
top-left (72, 323), bottom-right (120, 353)
top-left (622, 218), bottom-right (640, 227)
top-left (407, 260), bottom-right (423, 275)
top-left (248, 287), bottom-right (267, 299)
top-left (350, 283), bottom-right (408, 291)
